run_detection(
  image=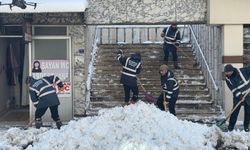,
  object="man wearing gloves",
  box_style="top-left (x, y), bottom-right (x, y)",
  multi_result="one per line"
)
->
top-left (26, 75), bottom-right (64, 129)
top-left (161, 23), bottom-right (181, 69)
top-left (117, 49), bottom-right (142, 106)
top-left (157, 64), bottom-right (179, 115)
top-left (224, 64), bottom-right (250, 132)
